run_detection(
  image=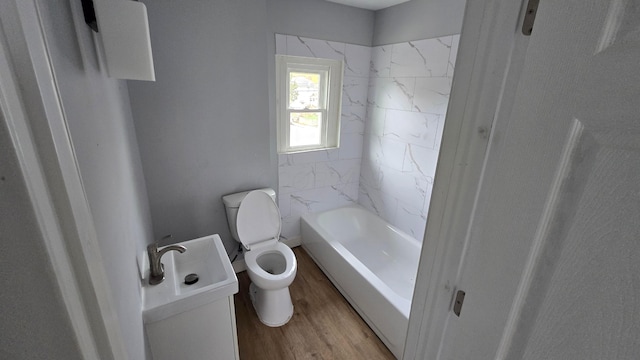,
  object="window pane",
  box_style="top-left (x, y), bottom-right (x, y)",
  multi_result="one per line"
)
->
top-left (289, 72), bottom-right (321, 110)
top-left (290, 112), bottom-right (322, 147)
